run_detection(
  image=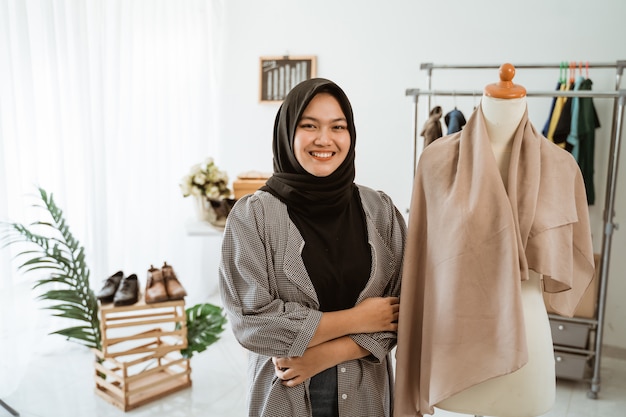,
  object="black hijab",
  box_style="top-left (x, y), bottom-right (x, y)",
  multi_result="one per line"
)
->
top-left (260, 78), bottom-right (371, 313)
top-left (260, 78), bottom-right (357, 217)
